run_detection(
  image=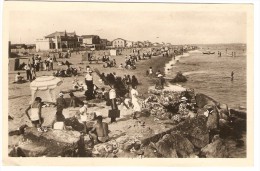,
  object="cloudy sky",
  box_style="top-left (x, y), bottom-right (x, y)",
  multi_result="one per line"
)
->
top-left (8, 5), bottom-right (247, 45)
